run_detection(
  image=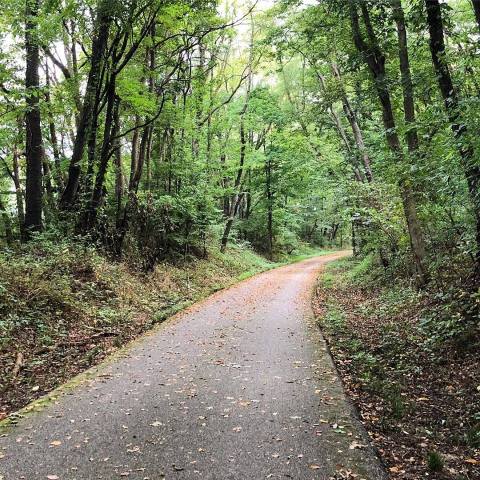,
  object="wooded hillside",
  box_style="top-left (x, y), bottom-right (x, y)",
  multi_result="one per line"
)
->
top-left (1, 1), bottom-right (480, 476)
